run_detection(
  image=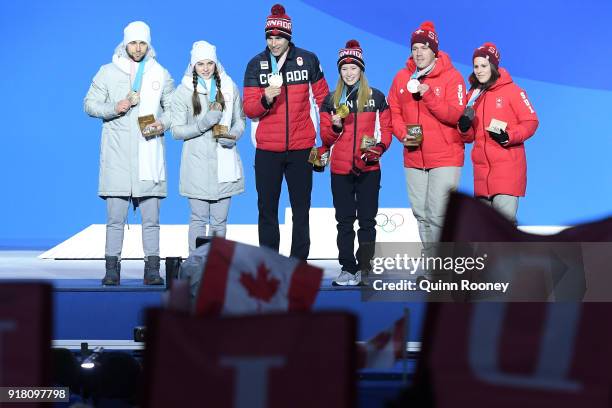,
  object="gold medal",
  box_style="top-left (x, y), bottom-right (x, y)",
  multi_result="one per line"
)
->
top-left (336, 104), bottom-right (350, 119)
